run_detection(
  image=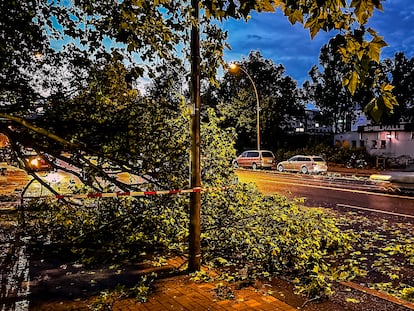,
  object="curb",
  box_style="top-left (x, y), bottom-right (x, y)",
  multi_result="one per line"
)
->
top-left (340, 281), bottom-right (414, 310)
